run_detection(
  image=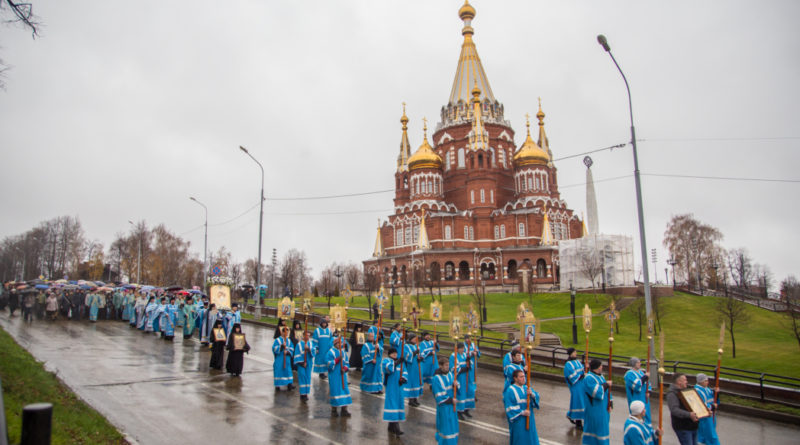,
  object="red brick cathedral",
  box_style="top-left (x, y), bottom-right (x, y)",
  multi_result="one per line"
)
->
top-left (363, 1), bottom-right (584, 292)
